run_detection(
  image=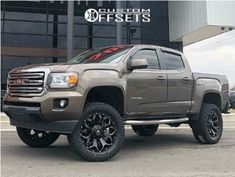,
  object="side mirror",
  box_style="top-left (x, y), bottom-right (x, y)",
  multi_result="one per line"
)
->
top-left (130, 58), bottom-right (148, 71)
